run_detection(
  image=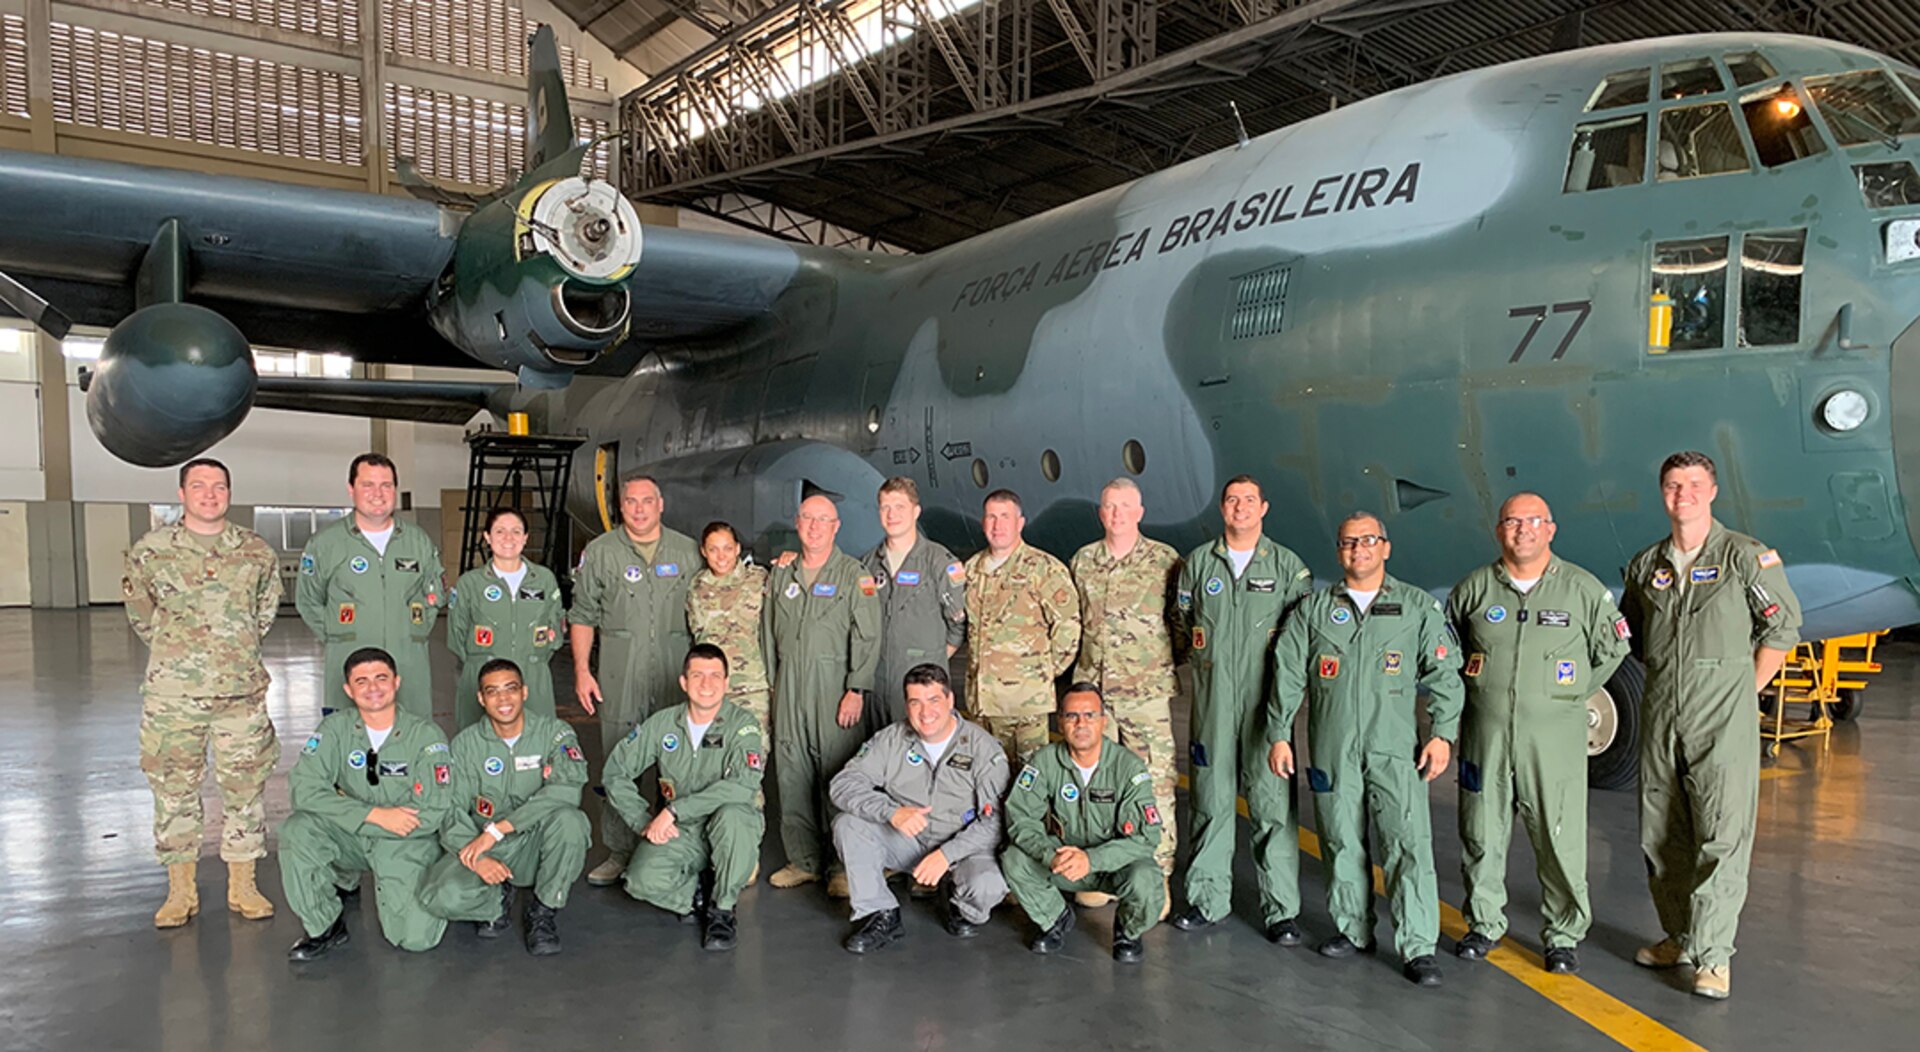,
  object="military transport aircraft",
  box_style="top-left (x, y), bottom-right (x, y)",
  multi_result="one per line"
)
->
top-left (5, 29), bottom-right (1920, 787)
